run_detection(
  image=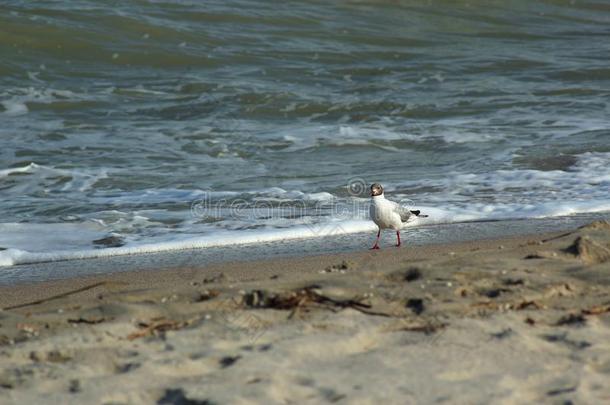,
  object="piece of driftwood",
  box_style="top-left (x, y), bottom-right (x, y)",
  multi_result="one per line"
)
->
top-left (3, 282), bottom-right (108, 311)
